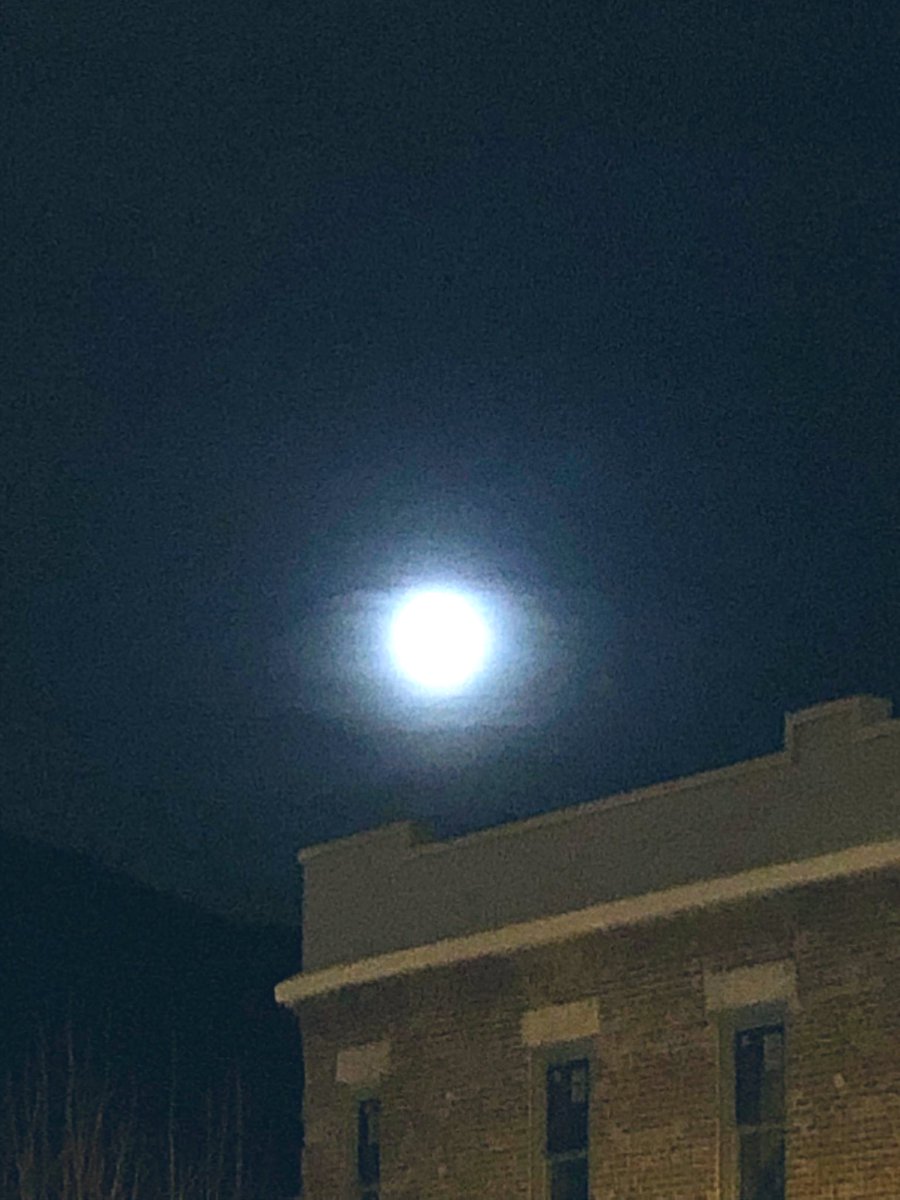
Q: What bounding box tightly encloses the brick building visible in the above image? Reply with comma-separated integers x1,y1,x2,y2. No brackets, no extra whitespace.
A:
276,695,900,1199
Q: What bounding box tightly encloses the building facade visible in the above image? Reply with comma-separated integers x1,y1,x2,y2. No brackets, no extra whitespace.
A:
276,695,900,1199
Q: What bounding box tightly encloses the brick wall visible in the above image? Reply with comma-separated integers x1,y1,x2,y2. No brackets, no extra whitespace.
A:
297,869,900,1199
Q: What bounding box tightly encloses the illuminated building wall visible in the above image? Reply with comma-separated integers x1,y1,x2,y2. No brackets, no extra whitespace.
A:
278,695,900,1199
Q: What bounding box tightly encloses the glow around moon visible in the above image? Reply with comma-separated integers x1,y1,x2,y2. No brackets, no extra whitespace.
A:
389,589,489,692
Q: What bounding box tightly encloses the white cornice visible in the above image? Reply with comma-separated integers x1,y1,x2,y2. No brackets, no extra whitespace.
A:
275,836,900,1005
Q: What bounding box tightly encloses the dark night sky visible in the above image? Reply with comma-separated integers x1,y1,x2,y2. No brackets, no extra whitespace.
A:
2,1,898,921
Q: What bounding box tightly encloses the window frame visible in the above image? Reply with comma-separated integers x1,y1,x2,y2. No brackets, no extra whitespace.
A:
717,1001,788,1200
530,1036,595,1200
351,1089,381,1200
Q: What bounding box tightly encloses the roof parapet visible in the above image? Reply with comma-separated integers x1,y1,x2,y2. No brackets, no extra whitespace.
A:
298,819,428,865
785,695,893,764
288,694,900,982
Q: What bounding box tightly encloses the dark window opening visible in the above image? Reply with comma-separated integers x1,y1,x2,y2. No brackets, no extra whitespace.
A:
357,1097,380,1197
546,1058,589,1200
734,1024,785,1200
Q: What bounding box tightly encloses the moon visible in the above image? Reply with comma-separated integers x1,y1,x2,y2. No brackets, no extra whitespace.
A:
389,589,489,692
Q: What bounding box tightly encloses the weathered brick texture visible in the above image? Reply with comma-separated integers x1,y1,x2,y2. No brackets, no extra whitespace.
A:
298,870,900,1198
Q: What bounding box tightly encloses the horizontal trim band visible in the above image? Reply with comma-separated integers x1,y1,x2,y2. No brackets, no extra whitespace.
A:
275,837,900,1005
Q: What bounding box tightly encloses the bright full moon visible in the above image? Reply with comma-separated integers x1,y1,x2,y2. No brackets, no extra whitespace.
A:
389,590,489,692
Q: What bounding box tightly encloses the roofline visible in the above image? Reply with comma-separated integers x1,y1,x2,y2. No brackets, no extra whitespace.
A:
297,821,427,865
293,697,898,867
412,747,785,858
295,752,785,867
275,836,900,1004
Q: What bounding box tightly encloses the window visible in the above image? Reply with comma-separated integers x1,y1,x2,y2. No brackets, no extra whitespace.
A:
356,1097,380,1200
733,1024,785,1200
546,1058,589,1200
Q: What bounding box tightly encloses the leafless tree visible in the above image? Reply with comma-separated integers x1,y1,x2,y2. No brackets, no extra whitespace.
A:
2,1032,246,1200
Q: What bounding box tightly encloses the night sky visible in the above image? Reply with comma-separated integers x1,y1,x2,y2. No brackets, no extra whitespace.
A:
3,2,898,922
